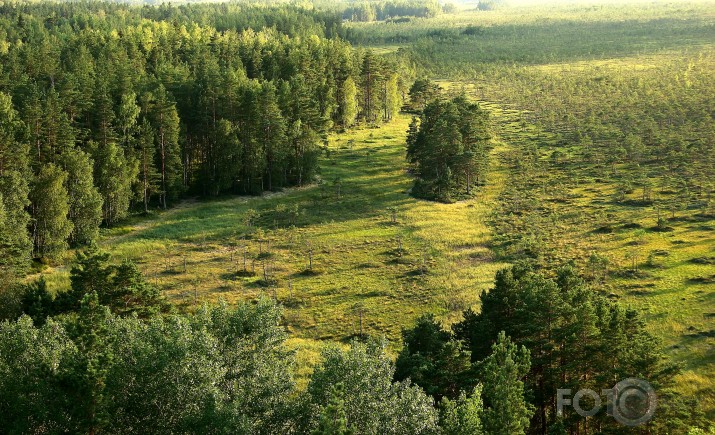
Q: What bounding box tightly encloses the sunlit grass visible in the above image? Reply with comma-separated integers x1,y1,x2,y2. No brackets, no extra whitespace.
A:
40,112,510,354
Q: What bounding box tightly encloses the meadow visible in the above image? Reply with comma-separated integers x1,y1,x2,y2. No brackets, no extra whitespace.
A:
41,109,513,345
364,0,715,417
32,0,715,421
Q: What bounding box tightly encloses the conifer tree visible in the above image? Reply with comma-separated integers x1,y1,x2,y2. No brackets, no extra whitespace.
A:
60,148,102,246
259,84,287,191
31,164,73,260
151,85,182,208
480,332,532,435
312,384,355,435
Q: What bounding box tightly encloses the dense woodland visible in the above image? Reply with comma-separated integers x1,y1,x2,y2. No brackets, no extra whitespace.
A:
0,1,714,434
0,1,408,270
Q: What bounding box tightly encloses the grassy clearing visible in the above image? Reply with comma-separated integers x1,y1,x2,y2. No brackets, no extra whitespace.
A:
40,111,511,354
486,89,715,416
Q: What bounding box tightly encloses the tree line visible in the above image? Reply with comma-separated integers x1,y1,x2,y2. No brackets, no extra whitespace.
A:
341,0,443,22
0,2,410,273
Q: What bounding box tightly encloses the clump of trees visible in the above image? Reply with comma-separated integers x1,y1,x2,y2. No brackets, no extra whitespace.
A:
1,255,710,433
395,263,705,433
406,91,491,202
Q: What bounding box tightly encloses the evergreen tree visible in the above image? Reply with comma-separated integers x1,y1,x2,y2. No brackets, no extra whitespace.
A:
151,85,182,208
312,384,355,435
31,164,73,260
41,90,75,161
406,96,490,201
0,92,32,273
406,78,441,113
259,84,288,191
360,50,382,124
60,148,102,245
136,119,160,212
395,314,474,400
66,291,112,435
480,332,533,435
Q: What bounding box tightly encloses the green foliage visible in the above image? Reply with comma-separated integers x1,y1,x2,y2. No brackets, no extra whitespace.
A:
342,0,442,22
395,313,473,400
439,385,484,435
341,77,359,128
91,141,134,225
405,78,441,113
56,249,168,317
312,383,355,435
0,298,296,433
0,92,32,274
305,339,439,434
453,264,682,432
59,148,103,245
0,0,409,261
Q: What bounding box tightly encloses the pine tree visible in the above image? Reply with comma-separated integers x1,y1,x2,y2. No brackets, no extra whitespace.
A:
312,384,355,435
360,51,382,124
151,86,183,208
93,80,117,149
70,291,112,435
31,164,73,260
258,84,287,191
395,313,474,400
60,148,102,246
406,97,490,200
480,332,533,435
41,90,76,161
136,120,160,213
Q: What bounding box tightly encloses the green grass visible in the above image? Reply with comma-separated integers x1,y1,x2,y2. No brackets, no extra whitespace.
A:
40,112,510,352
485,94,715,417
35,0,715,415
38,92,714,415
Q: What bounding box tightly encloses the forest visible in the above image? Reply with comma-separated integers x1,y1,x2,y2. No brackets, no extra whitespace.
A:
0,0,714,434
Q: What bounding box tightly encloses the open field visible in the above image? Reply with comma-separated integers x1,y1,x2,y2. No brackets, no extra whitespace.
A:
39,110,514,347
39,84,714,414
488,92,715,416
37,62,714,413
352,1,715,416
